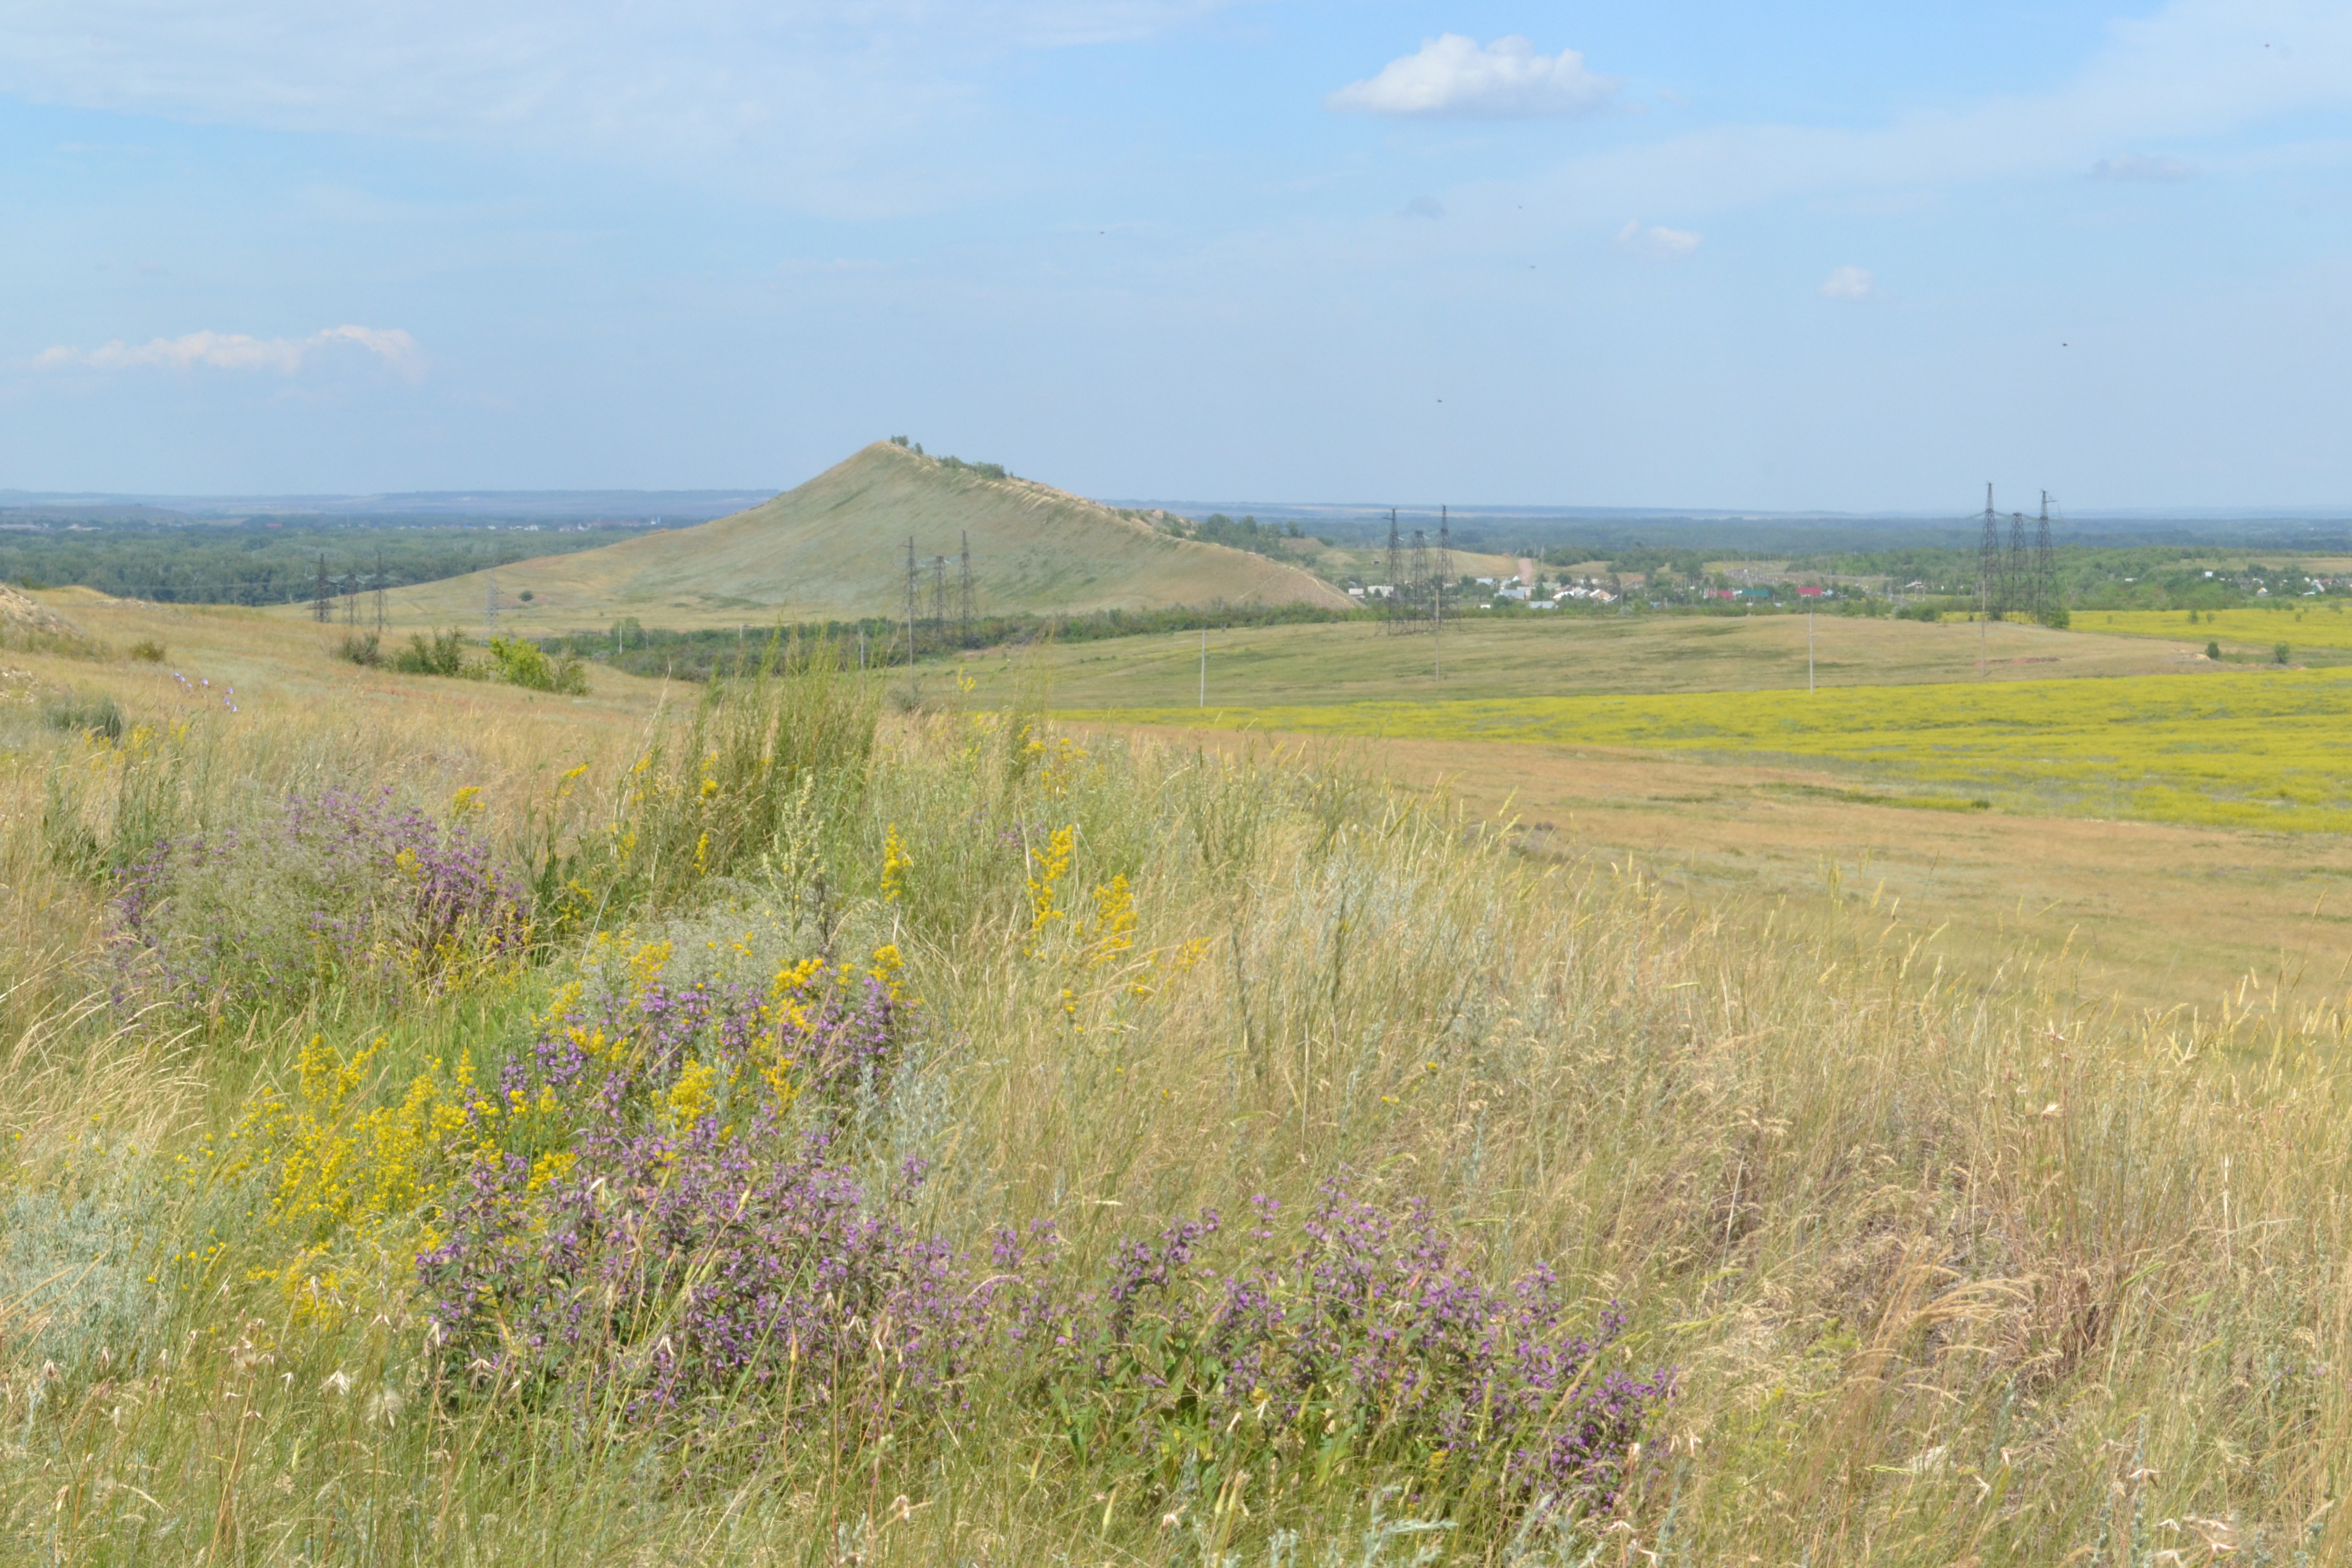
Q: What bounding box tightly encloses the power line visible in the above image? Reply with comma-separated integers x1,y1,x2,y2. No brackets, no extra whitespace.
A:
959,530,973,650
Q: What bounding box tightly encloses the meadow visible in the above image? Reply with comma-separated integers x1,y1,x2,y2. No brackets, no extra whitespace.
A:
4,594,2352,1563
955,610,2198,714
2078,603,2352,654
1075,663,2352,835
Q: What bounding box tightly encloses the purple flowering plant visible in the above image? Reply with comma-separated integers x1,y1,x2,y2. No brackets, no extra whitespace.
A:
415,938,946,1445
1024,1180,1674,1521
112,786,530,1016
413,933,1669,1522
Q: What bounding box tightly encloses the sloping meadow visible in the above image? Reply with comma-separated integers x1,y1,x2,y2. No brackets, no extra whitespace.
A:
1,647,2347,1565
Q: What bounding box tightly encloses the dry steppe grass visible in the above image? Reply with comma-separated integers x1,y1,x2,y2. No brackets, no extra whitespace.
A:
1,595,2347,1564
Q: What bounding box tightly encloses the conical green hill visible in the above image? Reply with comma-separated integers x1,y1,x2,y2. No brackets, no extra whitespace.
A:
352,443,1350,632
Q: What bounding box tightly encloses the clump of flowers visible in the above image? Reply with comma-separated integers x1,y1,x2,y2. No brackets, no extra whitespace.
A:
1034,1179,1674,1518
418,939,947,1441
114,786,531,1016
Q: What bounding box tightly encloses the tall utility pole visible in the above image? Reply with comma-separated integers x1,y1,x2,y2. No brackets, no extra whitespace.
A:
2006,511,2029,621
1383,508,1403,634
2036,492,2056,624
1433,505,1449,678
1977,483,2003,620
904,537,918,677
1407,529,1430,634
344,571,358,626
959,530,974,649
930,555,948,643
485,570,499,637
374,550,386,633
313,553,332,623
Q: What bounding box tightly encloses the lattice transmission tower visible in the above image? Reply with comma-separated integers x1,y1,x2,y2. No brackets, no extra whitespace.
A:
1977,484,2005,619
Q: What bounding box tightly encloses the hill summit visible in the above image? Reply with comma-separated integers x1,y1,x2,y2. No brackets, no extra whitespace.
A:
370,442,1350,631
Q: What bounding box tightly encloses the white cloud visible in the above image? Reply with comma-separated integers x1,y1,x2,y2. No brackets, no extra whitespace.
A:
33,326,423,378
2092,152,2196,180
1399,195,1445,219
1328,35,1619,119
1820,266,1874,301
1615,220,1700,259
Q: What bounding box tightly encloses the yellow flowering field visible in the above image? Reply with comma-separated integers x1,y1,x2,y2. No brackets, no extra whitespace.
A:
1075,666,2352,832
2078,604,2352,650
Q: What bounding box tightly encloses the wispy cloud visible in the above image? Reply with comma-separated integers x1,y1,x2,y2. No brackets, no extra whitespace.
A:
1398,195,1445,219
1820,266,1874,301
33,326,422,378
1328,35,1619,119
0,2,1238,213
1615,221,1700,259
2092,152,2196,180
1516,1,2352,217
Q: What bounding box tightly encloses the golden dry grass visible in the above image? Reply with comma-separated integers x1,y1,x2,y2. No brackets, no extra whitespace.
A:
7,593,2352,1562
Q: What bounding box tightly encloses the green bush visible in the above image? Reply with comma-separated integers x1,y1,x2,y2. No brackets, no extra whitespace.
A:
128,638,166,663
392,628,469,677
2207,640,2223,660
334,631,382,666
44,694,124,742
2276,642,2291,665
485,635,587,694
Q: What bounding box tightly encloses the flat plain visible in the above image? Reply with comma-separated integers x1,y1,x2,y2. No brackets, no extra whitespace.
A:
961,607,2203,709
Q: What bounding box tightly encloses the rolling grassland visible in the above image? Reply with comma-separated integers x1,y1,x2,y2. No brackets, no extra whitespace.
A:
4,595,2351,1563
954,609,2203,713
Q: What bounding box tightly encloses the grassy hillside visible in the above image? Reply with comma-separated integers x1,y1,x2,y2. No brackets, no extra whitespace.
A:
346,443,1351,632
6,595,2350,1562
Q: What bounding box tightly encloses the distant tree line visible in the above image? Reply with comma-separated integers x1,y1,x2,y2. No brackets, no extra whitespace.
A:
1166,513,1315,558
0,519,656,605
1788,544,2352,613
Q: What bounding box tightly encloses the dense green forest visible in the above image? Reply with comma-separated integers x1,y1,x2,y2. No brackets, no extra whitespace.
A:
0,518,660,604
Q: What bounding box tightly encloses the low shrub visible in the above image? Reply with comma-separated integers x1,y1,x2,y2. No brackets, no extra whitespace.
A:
485,634,587,694
335,631,382,666
44,693,124,742
392,628,469,677
128,638,166,663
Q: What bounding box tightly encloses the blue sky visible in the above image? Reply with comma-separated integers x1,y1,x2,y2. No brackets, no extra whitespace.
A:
3,1,2348,510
